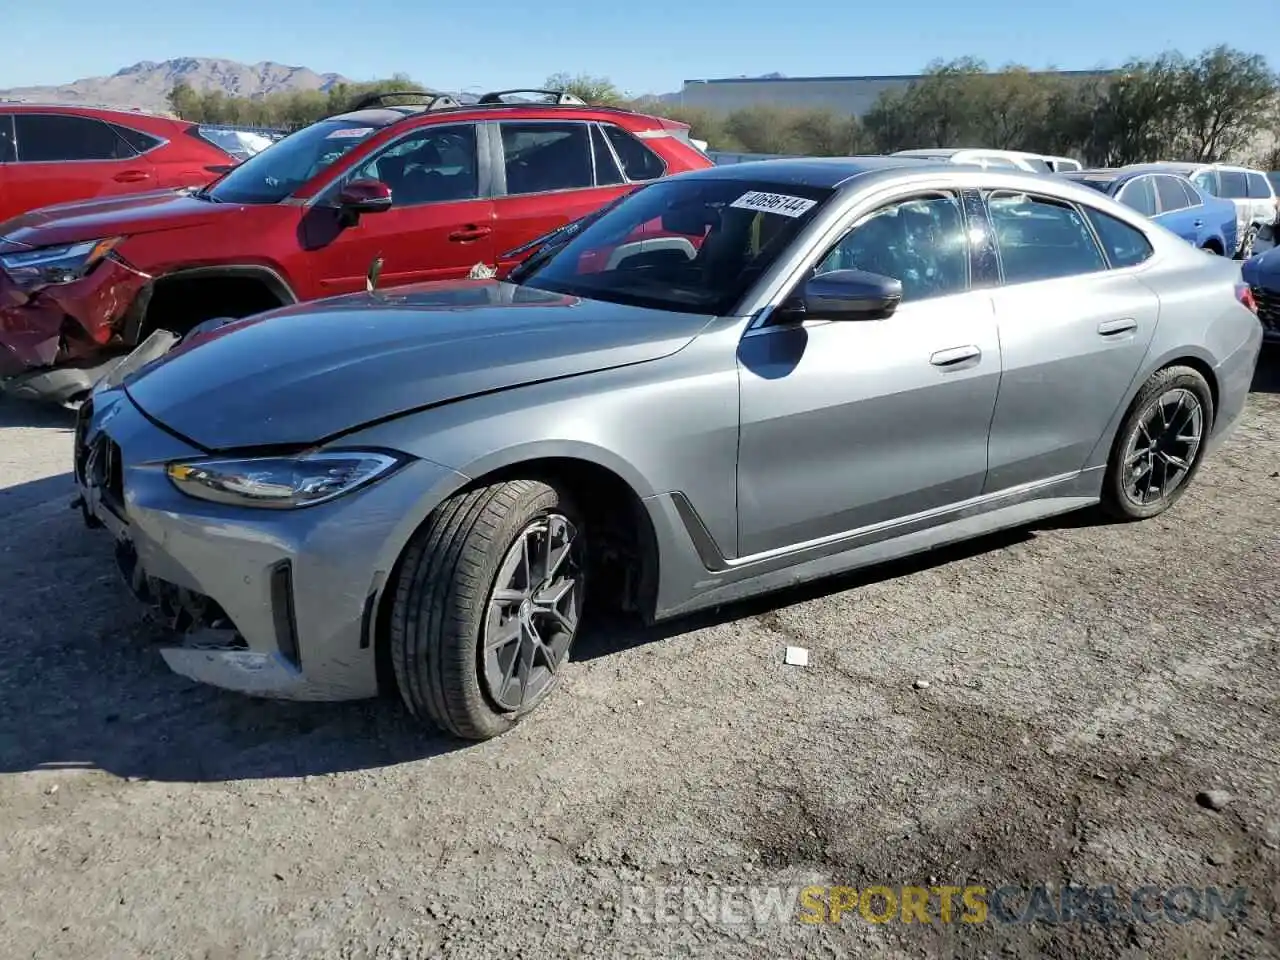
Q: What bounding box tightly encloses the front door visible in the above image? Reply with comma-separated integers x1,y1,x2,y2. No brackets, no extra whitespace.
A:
981,190,1159,492
302,122,496,296
735,190,1002,557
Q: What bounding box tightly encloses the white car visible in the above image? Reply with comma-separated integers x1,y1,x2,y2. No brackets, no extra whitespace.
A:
1122,162,1279,258
891,148,1081,174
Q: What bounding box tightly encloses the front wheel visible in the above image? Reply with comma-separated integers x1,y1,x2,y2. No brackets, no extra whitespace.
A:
389,479,587,740
1100,366,1214,521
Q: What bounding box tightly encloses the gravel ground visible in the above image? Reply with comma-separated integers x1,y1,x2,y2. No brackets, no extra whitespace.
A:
0,355,1277,960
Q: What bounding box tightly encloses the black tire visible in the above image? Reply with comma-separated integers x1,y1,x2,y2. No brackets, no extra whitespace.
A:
1101,365,1214,521
389,479,586,740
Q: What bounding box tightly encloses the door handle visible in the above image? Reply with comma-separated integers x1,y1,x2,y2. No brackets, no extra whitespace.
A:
448,225,492,242
1097,318,1137,336
113,170,150,183
1193,219,1204,228
929,345,981,367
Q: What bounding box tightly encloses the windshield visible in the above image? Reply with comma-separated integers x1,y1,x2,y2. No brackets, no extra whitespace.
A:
513,177,834,315
1066,176,1115,194
207,119,383,204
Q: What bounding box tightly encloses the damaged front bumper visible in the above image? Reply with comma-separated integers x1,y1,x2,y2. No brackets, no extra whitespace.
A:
73,386,464,702
0,255,151,403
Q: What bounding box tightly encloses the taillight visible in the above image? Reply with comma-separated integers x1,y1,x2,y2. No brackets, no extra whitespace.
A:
1235,282,1258,314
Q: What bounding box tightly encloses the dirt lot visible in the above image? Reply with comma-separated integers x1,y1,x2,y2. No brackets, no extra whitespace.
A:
1,356,1277,960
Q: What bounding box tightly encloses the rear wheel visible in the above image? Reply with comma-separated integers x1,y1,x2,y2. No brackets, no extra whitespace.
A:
389,479,586,740
1101,366,1213,521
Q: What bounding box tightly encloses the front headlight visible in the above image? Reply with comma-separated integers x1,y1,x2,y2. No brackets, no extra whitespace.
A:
166,449,410,509
0,237,122,288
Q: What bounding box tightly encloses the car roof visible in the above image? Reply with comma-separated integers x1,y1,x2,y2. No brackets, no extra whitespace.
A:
324,96,669,130
1122,162,1206,176
0,101,181,122
673,155,969,188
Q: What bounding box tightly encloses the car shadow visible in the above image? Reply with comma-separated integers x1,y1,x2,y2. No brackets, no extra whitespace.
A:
0,395,77,430
0,472,77,520
1252,345,1280,393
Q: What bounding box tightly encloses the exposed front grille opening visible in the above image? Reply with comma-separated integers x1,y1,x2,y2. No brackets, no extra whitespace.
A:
1252,286,1280,335
115,540,248,650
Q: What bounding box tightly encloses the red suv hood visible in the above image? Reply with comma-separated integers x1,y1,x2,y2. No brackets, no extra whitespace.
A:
0,190,235,248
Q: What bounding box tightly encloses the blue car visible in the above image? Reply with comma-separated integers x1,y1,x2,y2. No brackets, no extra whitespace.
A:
1242,248,1280,343
1062,169,1238,256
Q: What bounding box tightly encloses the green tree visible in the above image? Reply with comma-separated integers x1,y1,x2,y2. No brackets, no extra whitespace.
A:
968,66,1055,150
1178,46,1278,161
543,73,623,105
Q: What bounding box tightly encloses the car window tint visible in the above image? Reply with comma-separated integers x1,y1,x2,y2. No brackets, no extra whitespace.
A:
500,122,593,194
1176,178,1201,207
0,115,14,163
817,193,969,303
602,124,667,181
1155,175,1188,213
14,114,133,161
111,124,162,155
1246,171,1272,198
1217,170,1248,198
349,125,478,205
1083,207,1154,268
1117,177,1157,216
1192,171,1218,196
590,124,624,186
988,192,1106,284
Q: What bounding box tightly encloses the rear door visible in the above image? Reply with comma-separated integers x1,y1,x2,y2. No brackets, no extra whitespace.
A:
1116,175,1158,220
1151,174,1197,242
302,121,497,295
10,113,158,212
981,190,1159,491
489,119,637,275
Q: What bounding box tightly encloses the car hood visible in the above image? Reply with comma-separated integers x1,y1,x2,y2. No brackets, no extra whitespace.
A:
124,280,713,450
1243,247,1280,288
0,190,233,247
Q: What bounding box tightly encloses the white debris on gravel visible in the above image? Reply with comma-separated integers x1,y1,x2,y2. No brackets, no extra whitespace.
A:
783,645,809,667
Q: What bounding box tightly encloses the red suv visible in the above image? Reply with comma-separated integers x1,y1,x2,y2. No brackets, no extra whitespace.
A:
0,103,248,224
0,90,712,404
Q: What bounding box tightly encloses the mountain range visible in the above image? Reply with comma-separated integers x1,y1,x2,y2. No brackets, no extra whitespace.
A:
0,58,354,114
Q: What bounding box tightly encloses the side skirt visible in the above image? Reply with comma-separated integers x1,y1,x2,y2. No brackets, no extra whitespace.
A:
650,469,1103,620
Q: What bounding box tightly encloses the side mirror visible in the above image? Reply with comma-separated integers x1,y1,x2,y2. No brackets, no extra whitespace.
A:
338,179,393,215
782,268,903,322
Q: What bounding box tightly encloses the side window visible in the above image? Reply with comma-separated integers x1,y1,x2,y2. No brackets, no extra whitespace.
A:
111,124,162,155
815,193,969,303
590,124,625,186
500,122,593,195
0,115,14,163
1246,171,1273,199
601,125,667,182
348,125,478,206
1192,171,1218,196
1154,175,1188,213
1217,170,1248,199
987,191,1107,284
14,114,133,162
1082,207,1154,268
1177,178,1202,207
1117,177,1157,217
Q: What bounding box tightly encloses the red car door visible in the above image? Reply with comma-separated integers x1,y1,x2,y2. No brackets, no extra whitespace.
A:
10,113,157,214
490,119,635,275
304,122,497,296
0,114,15,223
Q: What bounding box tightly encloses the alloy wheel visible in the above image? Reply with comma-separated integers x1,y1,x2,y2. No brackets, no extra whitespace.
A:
481,513,584,712
1123,388,1204,506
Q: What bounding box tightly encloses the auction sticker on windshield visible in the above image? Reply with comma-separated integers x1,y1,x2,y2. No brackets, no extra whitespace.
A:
730,191,818,218
327,127,375,139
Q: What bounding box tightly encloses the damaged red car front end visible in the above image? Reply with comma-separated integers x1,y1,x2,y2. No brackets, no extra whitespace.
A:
0,237,151,404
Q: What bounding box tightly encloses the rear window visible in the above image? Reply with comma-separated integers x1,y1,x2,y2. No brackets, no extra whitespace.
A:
1246,171,1273,198
602,124,667,181
1020,157,1053,174
0,115,14,163
1218,170,1248,198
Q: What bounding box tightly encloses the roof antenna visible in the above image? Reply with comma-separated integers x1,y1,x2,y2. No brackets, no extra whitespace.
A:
366,256,384,294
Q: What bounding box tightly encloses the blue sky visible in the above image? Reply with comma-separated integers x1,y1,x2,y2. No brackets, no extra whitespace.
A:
6,0,1267,97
